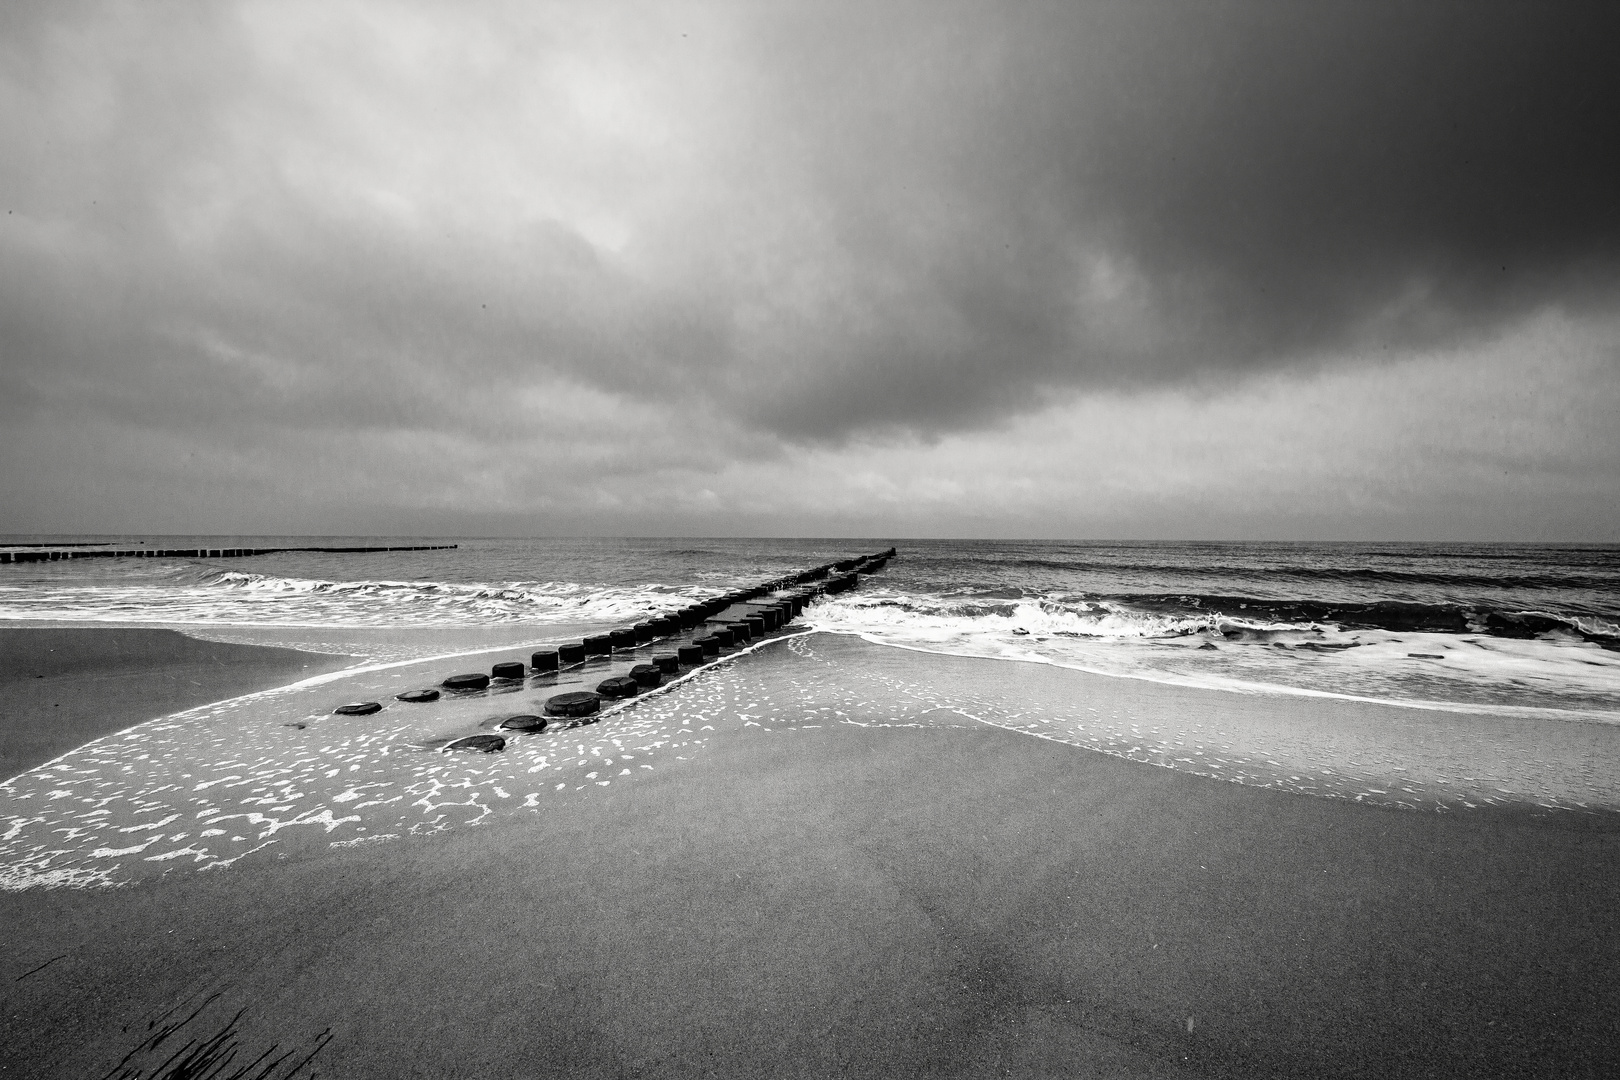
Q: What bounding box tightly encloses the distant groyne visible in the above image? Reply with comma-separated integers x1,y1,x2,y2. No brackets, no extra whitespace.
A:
0,544,458,563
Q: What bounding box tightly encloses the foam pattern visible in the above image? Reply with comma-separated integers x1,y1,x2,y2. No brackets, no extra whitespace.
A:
4,632,1616,893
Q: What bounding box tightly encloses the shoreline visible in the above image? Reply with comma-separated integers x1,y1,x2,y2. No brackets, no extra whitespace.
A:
789,634,1620,816
0,628,1613,890
816,625,1620,725
0,626,354,780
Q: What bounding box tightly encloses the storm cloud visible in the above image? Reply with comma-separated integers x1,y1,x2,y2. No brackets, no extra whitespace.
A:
2,1,1618,536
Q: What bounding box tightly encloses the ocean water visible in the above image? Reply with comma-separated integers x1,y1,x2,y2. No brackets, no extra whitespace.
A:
3,537,1618,889
818,539,1620,721
3,537,1616,719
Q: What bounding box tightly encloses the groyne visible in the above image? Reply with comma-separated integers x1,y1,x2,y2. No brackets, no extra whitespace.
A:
0,544,457,563
363,547,898,738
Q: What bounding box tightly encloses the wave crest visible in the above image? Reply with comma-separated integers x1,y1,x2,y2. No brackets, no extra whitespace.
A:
805,588,1620,719
0,571,718,628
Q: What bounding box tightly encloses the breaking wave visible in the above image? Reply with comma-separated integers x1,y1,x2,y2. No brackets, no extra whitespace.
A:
0,570,719,627
806,589,1620,721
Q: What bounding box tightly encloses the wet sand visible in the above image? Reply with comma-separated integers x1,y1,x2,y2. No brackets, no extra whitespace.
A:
3,642,1618,1078
0,627,352,779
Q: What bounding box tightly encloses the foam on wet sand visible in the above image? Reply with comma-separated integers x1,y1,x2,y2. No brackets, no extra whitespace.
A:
0,627,352,782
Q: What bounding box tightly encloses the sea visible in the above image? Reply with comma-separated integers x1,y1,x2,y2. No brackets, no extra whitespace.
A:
4,536,1617,717
2,536,1618,889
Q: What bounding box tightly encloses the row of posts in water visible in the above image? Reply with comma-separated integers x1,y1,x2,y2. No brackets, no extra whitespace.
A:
332,549,898,741
377,549,898,731
0,544,458,563
525,547,894,674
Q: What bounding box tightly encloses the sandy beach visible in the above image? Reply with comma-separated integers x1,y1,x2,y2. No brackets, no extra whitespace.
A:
2,629,1617,1078
0,628,352,781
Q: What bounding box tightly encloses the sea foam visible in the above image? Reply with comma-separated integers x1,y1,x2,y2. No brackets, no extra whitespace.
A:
0,571,721,628
806,589,1620,721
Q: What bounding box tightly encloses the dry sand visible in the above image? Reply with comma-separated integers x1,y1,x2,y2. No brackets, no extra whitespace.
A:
0,627,352,780
2,631,1618,1078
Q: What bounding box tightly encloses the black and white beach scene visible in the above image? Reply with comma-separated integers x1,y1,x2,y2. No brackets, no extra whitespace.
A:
2,3,1618,1078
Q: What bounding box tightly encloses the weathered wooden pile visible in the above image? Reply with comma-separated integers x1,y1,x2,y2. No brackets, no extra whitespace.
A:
333,547,898,750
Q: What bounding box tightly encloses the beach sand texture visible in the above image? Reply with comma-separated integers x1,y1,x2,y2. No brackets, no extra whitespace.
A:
2,629,1617,1077
0,628,352,781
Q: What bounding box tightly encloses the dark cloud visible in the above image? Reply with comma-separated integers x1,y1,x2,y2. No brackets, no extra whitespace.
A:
2,0,1619,495
716,0,1620,435
1069,3,1620,346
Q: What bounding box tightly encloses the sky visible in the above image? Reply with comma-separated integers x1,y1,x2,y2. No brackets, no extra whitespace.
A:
2,0,1618,540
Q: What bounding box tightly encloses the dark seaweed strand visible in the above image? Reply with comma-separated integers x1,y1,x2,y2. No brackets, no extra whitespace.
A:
228,1040,282,1079
278,1029,333,1079
13,953,67,981
99,1002,333,1080
99,994,226,1079
138,1006,246,1080
150,992,223,1044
